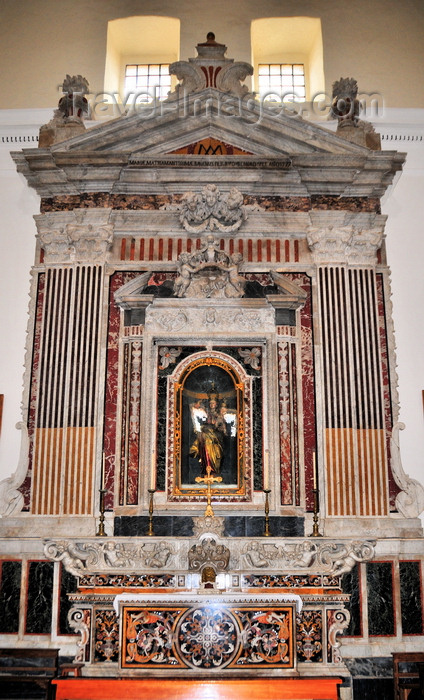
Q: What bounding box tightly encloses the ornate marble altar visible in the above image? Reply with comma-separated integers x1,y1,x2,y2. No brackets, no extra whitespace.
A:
0,33,423,700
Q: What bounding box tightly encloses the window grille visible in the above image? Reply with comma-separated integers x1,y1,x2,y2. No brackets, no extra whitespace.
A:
124,64,171,101
258,64,306,102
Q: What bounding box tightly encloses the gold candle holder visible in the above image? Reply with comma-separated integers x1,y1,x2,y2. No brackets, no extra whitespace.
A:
310,487,323,537
263,488,271,537
310,452,323,537
96,489,107,537
148,488,155,536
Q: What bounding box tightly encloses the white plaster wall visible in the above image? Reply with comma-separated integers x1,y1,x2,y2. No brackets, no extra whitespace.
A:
383,136,424,498
0,140,38,479
0,0,423,109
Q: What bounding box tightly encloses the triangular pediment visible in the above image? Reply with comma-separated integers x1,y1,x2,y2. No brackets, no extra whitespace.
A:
50,89,369,157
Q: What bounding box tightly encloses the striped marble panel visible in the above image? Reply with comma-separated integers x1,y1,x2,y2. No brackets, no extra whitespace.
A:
117,236,303,264
31,265,102,515
319,266,389,517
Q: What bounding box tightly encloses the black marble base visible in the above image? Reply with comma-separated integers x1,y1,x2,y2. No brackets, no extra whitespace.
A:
345,656,393,678
0,681,47,699
114,515,304,538
346,657,394,700
352,678,394,699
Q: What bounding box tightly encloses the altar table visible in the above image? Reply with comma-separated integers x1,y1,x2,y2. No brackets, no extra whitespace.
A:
52,676,343,699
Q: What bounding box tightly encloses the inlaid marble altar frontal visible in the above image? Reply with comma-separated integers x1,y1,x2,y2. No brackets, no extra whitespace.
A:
118,595,297,672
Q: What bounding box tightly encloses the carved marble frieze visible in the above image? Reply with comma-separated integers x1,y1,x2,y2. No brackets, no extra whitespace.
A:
145,301,276,334
241,540,375,576
44,539,176,577
38,193,381,215
179,185,246,233
34,209,113,264
188,537,230,572
306,212,387,265
44,537,375,579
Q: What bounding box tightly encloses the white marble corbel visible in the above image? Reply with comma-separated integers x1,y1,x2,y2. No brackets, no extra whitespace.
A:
68,608,90,663
66,208,114,263
391,422,424,518
0,421,28,516
328,609,351,664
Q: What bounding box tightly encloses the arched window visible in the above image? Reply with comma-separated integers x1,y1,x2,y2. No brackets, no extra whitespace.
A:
251,18,324,103
104,16,180,103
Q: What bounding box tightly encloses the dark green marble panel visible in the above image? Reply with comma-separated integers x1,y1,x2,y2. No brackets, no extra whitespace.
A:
251,375,263,490
341,565,362,636
366,562,394,636
25,561,54,634
0,560,21,634
58,564,78,635
399,560,423,635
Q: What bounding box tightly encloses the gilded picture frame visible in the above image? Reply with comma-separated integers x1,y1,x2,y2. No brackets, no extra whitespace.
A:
168,352,251,500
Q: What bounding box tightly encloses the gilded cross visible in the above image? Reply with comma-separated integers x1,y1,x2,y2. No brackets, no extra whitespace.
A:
195,463,222,517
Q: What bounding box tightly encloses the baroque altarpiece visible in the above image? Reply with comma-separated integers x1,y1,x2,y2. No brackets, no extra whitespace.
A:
0,37,423,699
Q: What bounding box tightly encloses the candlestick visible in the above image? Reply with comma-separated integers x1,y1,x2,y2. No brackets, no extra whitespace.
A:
310,451,322,537
148,488,155,536
96,488,107,537
263,488,271,537
150,452,156,491
101,452,105,490
263,449,270,491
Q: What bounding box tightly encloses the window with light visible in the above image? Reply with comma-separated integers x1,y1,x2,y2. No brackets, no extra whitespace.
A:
124,64,171,101
258,64,306,102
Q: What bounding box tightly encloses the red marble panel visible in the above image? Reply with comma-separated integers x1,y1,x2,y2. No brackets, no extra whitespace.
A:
40,193,381,213
291,342,300,506
278,341,293,505
126,341,142,505
287,274,316,510
104,272,139,509
119,342,129,506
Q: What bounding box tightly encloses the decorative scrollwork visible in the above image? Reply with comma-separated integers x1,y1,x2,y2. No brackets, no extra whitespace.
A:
180,185,246,234
328,609,351,664
391,422,424,518
68,608,90,663
0,422,28,516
